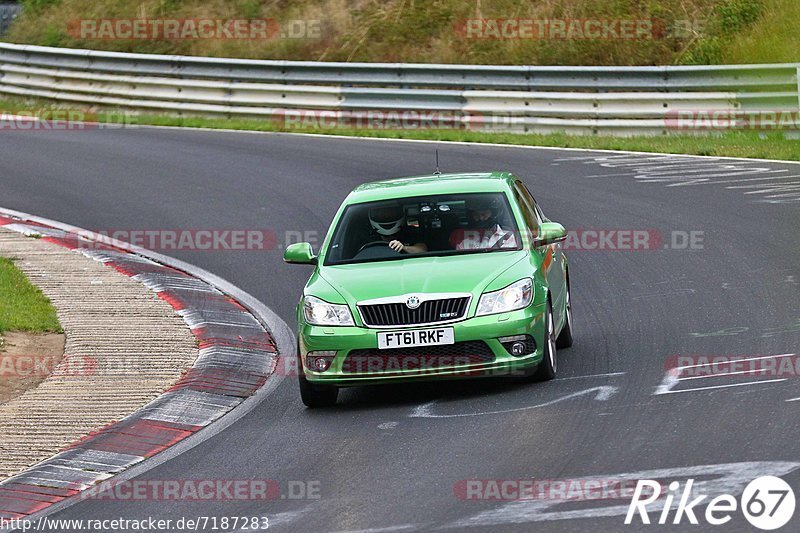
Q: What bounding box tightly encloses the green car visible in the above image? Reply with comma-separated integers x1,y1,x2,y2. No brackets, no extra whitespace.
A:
284,172,573,407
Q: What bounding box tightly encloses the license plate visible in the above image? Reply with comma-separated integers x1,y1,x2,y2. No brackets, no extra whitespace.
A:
377,327,454,350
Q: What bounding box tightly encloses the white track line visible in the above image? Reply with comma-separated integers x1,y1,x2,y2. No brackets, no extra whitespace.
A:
675,353,795,371
678,368,770,381
658,379,786,395
555,371,625,381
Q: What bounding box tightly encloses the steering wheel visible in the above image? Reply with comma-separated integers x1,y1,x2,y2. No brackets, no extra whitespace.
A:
357,241,395,254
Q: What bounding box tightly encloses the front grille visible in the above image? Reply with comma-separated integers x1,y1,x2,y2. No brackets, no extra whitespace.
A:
359,297,470,327
342,341,495,374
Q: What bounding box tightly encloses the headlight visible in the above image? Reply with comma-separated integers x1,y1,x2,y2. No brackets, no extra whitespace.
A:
476,278,533,316
303,295,354,326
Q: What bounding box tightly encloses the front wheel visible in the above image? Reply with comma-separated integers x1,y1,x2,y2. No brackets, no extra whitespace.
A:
556,274,573,349
298,372,338,408
533,300,558,381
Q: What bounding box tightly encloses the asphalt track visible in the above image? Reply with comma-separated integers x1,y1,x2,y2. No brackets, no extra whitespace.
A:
1,127,799,532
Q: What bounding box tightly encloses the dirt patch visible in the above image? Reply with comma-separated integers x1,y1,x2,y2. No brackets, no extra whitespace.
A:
0,331,65,405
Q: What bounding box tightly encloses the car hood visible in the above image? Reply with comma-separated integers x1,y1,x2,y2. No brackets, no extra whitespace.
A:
319,251,529,304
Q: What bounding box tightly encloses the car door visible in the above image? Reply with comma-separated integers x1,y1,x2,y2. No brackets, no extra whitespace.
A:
512,181,566,321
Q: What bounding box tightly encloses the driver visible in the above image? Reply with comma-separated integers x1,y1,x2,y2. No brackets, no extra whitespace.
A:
450,197,517,250
368,205,427,254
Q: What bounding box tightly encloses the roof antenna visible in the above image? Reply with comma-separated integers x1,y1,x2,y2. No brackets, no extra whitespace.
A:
434,148,441,176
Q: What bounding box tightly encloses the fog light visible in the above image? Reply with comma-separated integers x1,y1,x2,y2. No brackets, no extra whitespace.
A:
499,335,536,357
306,351,336,372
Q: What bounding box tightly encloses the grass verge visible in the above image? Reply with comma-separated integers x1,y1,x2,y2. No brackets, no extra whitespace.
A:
131,113,800,161
5,0,784,66
0,256,62,334
2,97,799,161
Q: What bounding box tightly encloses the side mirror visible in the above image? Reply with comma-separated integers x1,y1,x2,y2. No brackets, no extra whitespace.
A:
534,222,567,247
284,242,317,265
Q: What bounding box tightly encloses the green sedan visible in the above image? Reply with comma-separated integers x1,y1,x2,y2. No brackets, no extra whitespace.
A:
284,172,573,407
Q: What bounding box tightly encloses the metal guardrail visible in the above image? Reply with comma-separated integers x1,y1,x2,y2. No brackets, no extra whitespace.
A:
0,41,798,135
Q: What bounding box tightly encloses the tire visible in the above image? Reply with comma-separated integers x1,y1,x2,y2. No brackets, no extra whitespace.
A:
297,350,338,407
556,274,574,349
533,300,558,381
299,373,338,407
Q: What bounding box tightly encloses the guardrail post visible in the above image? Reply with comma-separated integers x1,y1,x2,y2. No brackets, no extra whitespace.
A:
0,2,21,37
796,66,800,110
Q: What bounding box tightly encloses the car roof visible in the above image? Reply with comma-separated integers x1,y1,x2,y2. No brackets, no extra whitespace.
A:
346,172,517,203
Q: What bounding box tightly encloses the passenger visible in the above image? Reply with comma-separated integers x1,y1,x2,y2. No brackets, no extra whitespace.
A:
450,197,517,250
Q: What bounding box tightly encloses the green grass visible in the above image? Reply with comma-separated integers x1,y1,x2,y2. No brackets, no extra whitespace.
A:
718,0,800,63
5,0,796,65
2,94,799,160
0,256,62,334
2,95,798,161
115,110,800,161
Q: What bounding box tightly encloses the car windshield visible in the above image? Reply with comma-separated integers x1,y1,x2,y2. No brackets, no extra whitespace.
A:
323,192,521,266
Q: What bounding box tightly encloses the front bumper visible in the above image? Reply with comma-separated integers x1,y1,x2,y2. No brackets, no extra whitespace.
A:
299,303,547,386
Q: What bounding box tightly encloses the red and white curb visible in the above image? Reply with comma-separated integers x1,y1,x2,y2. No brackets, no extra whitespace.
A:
0,209,288,521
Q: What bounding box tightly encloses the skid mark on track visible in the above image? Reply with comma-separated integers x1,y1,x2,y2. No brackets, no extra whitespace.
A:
631,288,696,300
410,386,619,419
688,318,800,339
689,326,750,338
329,525,420,533
556,371,625,381
231,510,304,531
554,154,800,203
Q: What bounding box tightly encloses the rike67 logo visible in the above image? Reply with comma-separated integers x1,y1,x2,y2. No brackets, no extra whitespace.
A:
626,476,795,530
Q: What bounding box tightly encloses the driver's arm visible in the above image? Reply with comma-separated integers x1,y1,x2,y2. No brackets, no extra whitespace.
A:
389,241,427,254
